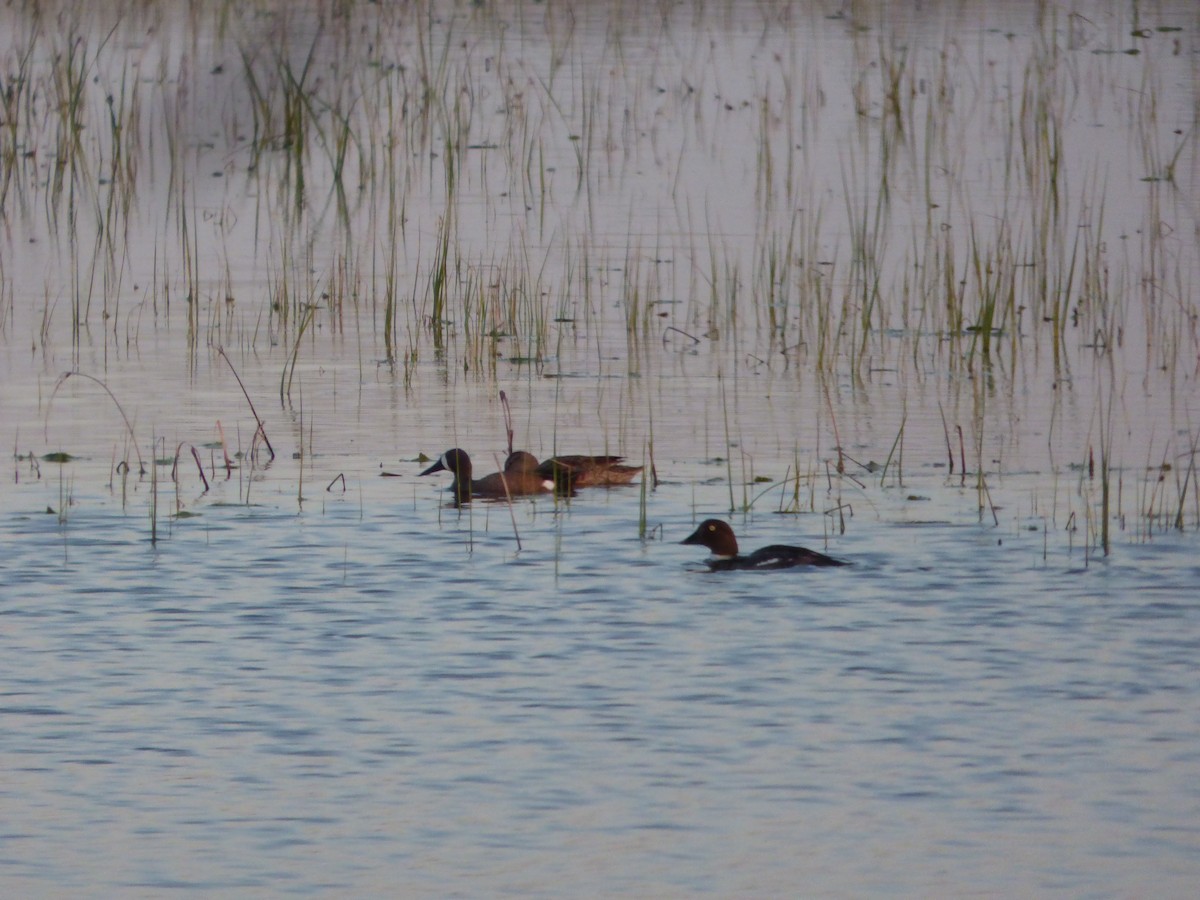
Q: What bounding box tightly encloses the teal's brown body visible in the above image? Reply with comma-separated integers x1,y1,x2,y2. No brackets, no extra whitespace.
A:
421,449,553,505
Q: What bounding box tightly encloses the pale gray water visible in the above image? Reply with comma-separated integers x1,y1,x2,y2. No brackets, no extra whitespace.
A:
1,470,1198,897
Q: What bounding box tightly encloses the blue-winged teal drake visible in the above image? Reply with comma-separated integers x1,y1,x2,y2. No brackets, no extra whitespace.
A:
420,448,553,505
682,519,847,570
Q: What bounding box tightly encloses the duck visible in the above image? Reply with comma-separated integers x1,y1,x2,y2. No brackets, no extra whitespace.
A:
420,448,554,505
502,450,574,494
681,519,847,570
511,451,642,491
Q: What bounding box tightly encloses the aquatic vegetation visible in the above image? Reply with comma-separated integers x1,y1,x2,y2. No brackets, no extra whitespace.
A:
0,0,1194,555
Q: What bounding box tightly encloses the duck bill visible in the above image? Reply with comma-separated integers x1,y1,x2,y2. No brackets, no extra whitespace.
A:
680,527,704,545
419,458,446,476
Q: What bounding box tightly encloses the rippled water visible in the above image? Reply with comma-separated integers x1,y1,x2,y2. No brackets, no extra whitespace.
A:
2,470,1198,896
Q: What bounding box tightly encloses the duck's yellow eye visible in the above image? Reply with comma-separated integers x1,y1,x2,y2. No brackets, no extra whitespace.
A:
708,524,716,532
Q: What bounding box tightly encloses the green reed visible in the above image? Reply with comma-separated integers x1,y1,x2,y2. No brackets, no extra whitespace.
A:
1,1,1195,554
47,24,98,214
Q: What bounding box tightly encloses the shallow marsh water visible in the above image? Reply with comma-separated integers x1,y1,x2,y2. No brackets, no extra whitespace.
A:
2,0,1199,896
3,492,1199,897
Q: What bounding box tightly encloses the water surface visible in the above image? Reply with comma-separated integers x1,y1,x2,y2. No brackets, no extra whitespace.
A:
1,0,1198,895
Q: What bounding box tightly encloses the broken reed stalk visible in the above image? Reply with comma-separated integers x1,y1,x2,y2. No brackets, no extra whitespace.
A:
50,372,146,475
169,442,209,493
826,500,850,535
217,346,275,461
500,390,514,455
190,446,210,491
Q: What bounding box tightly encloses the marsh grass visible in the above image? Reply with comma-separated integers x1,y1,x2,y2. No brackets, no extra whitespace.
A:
2,1,1197,549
